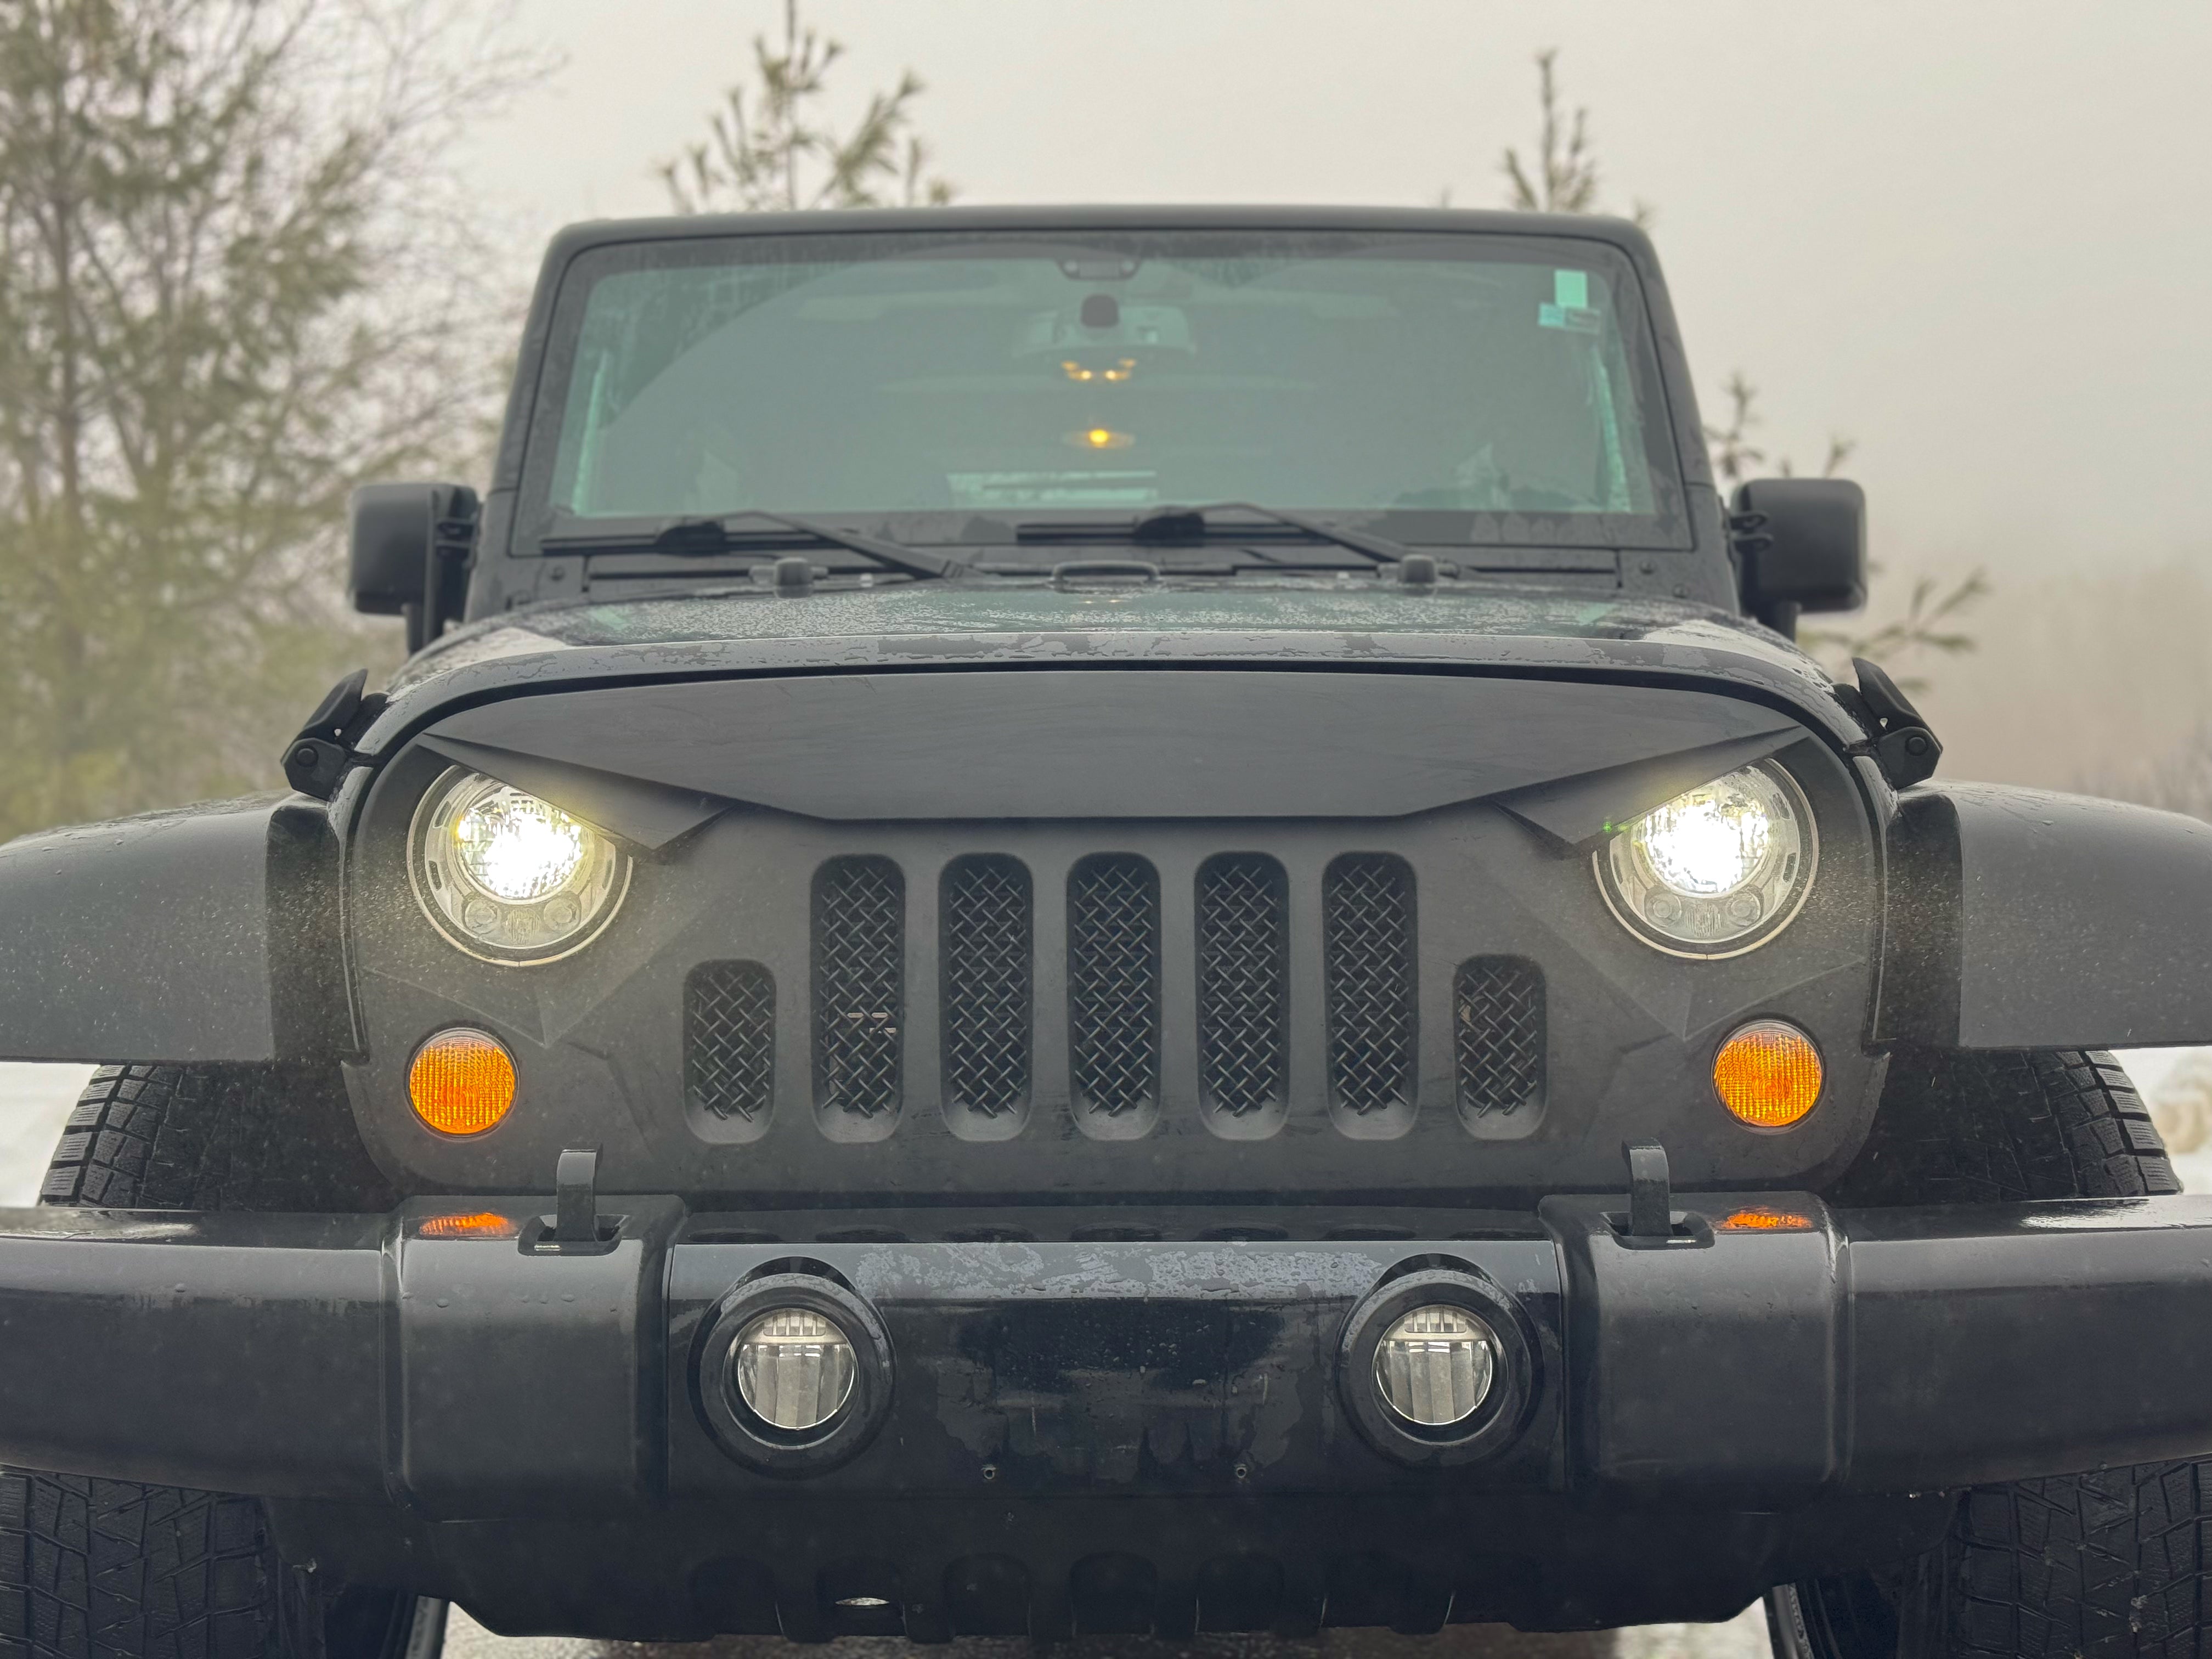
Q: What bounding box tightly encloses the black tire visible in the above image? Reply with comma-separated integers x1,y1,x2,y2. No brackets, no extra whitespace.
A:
37,1064,397,1214
1771,1049,2198,1659
0,1064,432,1659
1831,1048,2179,1206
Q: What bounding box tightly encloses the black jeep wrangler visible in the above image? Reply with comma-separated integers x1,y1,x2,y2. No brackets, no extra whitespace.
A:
6,208,2212,1659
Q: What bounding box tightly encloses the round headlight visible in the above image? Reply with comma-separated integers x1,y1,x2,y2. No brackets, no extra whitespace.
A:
1599,762,1815,956
1373,1304,1499,1428
730,1308,857,1431
410,769,629,963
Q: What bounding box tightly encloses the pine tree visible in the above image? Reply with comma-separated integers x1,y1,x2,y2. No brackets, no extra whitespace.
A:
0,0,532,839
661,0,955,213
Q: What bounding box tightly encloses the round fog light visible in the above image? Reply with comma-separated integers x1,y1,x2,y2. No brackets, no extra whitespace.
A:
731,1308,856,1431
1373,1305,1499,1427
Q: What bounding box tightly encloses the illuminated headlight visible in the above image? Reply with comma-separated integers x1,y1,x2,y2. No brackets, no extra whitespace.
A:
730,1308,857,1431
1373,1305,1499,1427
1598,762,1815,956
410,769,629,963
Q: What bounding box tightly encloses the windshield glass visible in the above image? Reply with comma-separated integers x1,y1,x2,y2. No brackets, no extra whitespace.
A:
524,228,1688,549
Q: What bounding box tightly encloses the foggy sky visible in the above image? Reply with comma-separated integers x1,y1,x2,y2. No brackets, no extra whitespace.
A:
458,1,2212,579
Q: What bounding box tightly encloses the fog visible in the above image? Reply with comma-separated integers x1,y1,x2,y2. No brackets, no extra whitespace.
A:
450,0,2212,790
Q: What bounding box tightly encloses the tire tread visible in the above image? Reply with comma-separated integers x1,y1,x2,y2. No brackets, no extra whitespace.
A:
3,1063,402,1659
1832,1048,2179,1208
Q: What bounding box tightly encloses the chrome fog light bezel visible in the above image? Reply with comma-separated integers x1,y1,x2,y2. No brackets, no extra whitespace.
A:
730,1306,858,1431
1337,1265,1537,1466
697,1271,894,1474
1371,1302,1500,1428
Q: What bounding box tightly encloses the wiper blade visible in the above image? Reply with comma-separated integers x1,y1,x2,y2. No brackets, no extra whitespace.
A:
546,510,964,580
1157,502,1410,563
1019,501,1411,565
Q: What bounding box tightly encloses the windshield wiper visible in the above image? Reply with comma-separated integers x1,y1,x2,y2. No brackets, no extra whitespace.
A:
1018,501,1413,565
544,510,964,581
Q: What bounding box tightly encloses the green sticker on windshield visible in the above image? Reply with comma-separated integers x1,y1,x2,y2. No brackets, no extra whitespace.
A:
1539,269,1601,333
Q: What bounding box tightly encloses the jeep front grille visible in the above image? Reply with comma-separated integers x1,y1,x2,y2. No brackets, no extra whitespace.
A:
716,844,1549,1136
685,961,776,1121
1323,854,1418,1118
1196,854,1290,1120
940,855,1033,1118
812,856,904,1118
1066,854,1161,1120
1454,957,1545,1119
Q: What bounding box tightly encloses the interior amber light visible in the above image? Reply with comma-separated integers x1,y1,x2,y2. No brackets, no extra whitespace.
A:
408,1028,517,1137
1713,1019,1822,1129
1066,426,1132,450
417,1211,521,1240
1718,1206,1816,1232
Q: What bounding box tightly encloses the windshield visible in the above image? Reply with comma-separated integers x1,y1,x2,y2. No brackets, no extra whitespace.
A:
523,229,1688,549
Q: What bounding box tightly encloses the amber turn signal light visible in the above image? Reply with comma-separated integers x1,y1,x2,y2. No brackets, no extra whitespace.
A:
1713,1019,1822,1129
408,1028,517,1137
1717,1206,1816,1232
416,1211,521,1240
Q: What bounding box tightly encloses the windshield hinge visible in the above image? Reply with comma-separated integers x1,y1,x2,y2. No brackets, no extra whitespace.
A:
1844,657,1943,790
281,668,387,801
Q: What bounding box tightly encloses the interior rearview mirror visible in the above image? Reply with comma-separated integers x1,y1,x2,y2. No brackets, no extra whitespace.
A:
1729,477,1866,637
349,481,479,653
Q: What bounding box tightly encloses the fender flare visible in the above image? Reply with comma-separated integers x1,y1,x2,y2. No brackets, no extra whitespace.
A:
0,795,344,1064
1877,782,2212,1049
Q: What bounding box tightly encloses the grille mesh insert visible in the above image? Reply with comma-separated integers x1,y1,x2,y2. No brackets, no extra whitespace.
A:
1324,854,1418,1116
685,961,776,1121
812,856,904,1116
1067,854,1160,1117
1197,854,1290,1118
941,855,1033,1117
1455,957,1545,1118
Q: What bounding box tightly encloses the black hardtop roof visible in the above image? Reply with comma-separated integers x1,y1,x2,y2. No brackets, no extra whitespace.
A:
539,203,1662,266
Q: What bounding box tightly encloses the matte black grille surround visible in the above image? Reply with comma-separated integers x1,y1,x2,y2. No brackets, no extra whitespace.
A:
1323,854,1419,1124
356,713,1879,1198
1066,854,1161,1124
812,856,905,1119
940,855,1033,1120
685,962,777,1122
1197,854,1290,1124
1454,958,1545,1121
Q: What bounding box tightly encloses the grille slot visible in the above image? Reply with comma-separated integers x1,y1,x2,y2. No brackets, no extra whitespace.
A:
685,961,776,1121
1197,854,1290,1121
812,856,905,1117
941,855,1034,1119
1323,854,1418,1119
1067,854,1160,1120
1454,958,1545,1119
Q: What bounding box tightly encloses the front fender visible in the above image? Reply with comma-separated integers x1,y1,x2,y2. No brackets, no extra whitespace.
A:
1877,782,2212,1049
0,795,343,1064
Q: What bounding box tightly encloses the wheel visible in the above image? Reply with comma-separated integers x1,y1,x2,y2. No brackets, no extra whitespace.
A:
1770,1049,2199,1659
0,1064,436,1659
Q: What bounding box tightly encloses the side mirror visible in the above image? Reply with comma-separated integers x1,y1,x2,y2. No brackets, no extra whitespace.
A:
349,482,479,653
1729,478,1866,637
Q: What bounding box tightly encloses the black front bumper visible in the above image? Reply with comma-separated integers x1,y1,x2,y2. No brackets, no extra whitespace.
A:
3,1194,2210,1633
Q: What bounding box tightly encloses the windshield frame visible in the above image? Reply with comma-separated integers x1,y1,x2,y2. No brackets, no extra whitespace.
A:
510,221,1697,559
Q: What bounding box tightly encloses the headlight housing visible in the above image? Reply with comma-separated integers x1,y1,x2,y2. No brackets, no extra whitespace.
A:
1597,761,1815,956
409,768,629,963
